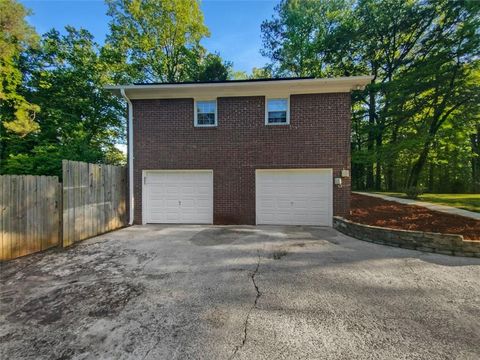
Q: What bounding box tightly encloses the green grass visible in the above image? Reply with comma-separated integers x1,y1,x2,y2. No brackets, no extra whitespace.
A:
370,192,480,213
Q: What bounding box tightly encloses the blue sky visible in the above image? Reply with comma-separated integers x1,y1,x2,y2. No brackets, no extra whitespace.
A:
21,0,279,73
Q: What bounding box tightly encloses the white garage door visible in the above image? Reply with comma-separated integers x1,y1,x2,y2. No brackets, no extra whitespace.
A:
256,169,333,226
143,170,213,224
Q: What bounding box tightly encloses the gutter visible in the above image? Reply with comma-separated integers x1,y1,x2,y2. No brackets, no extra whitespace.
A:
120,88,134,225
105,75,373,91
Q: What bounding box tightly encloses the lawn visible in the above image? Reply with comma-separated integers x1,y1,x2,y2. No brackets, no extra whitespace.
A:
371,192,480,213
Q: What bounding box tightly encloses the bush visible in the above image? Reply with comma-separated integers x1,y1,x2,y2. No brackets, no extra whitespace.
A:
405,186,424,199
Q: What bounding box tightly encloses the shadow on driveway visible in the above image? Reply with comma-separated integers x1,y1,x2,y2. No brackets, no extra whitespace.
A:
1,225,479,359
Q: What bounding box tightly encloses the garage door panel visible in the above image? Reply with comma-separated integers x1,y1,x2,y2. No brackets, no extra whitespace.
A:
292,201,309,209
181,186,195,195
277,199,292,208
276,213,293,222
256,170,332,226
148,199,165,207
180,199,195,207
259,199,274,209
149,187,165,195
197,185,210,194
197,199,212,208
144,171,213,224
165,212,181,221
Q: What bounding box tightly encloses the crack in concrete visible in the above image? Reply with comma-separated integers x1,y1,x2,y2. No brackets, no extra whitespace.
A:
229,252,262,360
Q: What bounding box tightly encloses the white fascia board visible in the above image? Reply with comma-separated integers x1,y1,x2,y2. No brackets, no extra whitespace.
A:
105,75,373,100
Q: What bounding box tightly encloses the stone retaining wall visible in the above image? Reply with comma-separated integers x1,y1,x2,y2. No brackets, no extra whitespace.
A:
333,217,480,257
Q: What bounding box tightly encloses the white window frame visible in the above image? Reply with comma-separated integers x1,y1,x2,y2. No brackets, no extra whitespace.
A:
194,99,217,127
265,96,290,125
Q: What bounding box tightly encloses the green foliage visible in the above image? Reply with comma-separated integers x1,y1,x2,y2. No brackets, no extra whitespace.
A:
1,26,126,177
191,52,232,82
105,0,210,83
229,67,273,80
230,70,249,80
250,67,273,79
261,0,480,193
0,0,40,137
2,0,240,177
261,0,354,77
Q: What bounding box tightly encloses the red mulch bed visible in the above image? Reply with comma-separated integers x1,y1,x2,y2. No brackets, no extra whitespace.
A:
347,193,480,240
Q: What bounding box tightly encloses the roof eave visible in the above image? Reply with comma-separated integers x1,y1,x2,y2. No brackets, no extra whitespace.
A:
105,75,373,100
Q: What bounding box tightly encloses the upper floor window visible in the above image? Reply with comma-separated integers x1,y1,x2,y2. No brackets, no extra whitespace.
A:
195,100,217,127
266,98,289,125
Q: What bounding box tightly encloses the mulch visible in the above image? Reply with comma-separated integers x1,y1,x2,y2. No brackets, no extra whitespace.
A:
347,193,480,240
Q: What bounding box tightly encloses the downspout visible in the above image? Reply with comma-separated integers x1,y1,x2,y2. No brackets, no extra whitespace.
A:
120,88,134,225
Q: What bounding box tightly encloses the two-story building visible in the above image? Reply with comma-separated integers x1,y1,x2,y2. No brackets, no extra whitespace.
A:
108,76,372,226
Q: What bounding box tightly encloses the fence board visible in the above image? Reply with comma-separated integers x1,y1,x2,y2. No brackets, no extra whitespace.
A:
99,164,105,233
39,176,45,251
18,176,26,257
1,160,127,259
62,161,127,247
3,176,11,259
0,175,60,261
11,176,19,259
62,161,69,247
46,177,58,249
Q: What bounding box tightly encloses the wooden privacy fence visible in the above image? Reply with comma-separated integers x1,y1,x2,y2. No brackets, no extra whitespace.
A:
62,160,127,247
0,161,127,261
0,175,60,260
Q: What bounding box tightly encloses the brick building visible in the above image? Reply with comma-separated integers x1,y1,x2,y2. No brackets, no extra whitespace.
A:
108,76,372,225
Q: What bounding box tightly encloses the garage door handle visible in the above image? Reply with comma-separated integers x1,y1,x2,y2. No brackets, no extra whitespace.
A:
178,201,182,206
291,201,294,206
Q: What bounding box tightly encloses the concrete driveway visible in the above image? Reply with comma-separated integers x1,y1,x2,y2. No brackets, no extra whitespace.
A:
1,225,479,360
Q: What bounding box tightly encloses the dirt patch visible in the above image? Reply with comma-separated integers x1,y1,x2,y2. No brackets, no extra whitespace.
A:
7,280,143,325
0,238,150,359
347,194,480,240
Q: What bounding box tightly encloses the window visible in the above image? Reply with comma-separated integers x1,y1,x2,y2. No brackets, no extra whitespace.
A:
195,100,217,127
266,98,289,125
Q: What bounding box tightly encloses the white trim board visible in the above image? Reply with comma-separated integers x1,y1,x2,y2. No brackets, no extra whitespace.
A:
106,76,373,100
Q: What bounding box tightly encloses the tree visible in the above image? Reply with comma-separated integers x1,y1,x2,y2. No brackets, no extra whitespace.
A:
228,67,272,80
471,122,480,193
192,52,232,82
402,0,480,187
230,70,249,80
105,0,210,83
261,0,353,77
0,0,40,138
250,67,273,79
1,27,125,176
260,0,480,193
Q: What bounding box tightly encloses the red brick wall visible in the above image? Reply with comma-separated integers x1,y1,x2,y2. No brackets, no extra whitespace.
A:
132,93,351,224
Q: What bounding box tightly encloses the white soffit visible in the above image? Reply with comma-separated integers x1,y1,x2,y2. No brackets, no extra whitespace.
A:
106,76,373,100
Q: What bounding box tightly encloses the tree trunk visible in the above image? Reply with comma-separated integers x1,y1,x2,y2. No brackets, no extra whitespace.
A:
428,161,434,192
386,167,394,191
366,87,376,189
375,132,382,190
386,125,399,191
407,138,432,188
471,124,480,193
